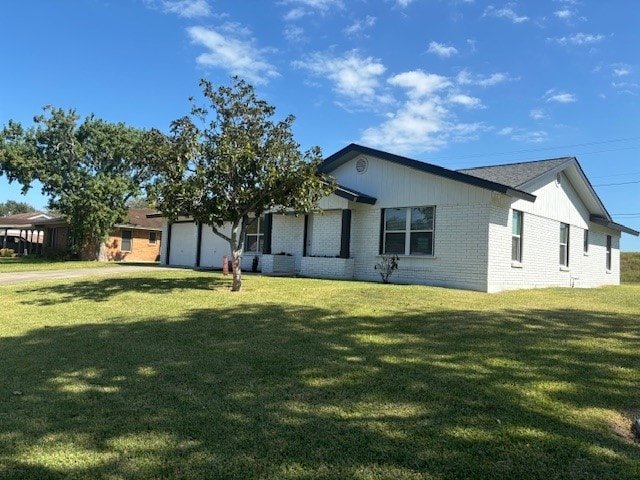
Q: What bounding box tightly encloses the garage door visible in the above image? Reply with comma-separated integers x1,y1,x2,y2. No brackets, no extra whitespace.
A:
169,222,197,267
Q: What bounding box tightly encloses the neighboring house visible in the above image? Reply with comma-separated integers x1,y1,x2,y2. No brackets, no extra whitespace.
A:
0,212,51,254
158,144,638,292
36,208,163,262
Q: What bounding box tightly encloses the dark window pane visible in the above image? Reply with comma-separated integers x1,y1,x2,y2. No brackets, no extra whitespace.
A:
246,219,259,235
559,246,567,266
512,211,521,235
121,230,132,251
411,207,433,231
512,237,521,262
385,209,406,231
560,223,568,243
385,232,405,254
410,232,433,255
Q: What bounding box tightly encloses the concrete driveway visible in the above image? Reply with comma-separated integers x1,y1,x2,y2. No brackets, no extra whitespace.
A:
1,264,175,285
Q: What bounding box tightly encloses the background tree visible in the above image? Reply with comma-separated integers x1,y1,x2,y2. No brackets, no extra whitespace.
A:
149,77,334,291
0,200,35,217
0,106,154,259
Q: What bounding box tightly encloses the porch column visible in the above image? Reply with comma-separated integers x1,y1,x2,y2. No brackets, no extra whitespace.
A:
263,213,273,254
303,215,309,257
339,209,352,259
165,223,173,265
195,222,203,267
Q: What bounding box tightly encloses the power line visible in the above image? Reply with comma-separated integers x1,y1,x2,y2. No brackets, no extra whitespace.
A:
431,135,640,164
593,180,640,187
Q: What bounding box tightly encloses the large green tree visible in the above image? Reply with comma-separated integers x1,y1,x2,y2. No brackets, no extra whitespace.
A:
150,78,333,291
0,107,154,259
0,200,35,217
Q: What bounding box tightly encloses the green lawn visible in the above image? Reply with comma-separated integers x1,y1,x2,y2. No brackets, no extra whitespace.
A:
621,252,640,283
1,271,639,479
0,256,120,273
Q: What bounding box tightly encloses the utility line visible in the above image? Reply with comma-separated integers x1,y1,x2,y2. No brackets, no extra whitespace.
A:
431,135,640,163
593,180,640,187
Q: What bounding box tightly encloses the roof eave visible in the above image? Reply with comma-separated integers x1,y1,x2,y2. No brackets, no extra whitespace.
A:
590,215,639,236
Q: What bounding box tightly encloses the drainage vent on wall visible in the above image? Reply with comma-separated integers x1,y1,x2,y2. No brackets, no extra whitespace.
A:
355,157,368,174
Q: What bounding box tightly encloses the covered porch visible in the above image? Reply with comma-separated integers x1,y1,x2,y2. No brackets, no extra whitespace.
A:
260,185,376,279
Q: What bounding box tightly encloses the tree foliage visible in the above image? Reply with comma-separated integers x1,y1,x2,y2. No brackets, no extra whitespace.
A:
0,106,154,259
0,200,35,217
149,77,334,291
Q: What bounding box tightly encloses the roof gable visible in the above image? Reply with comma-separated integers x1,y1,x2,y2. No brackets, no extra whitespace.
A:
320,144,536,202
458,157,573,189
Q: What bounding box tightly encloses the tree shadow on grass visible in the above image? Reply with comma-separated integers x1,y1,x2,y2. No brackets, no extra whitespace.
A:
1,303,639,479
16,273,233,305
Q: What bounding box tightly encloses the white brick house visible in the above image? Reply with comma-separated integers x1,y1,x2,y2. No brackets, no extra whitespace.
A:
158,144,637,292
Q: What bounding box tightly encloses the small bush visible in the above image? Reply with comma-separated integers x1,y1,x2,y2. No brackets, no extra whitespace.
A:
0,248,15,257
374,254,399,284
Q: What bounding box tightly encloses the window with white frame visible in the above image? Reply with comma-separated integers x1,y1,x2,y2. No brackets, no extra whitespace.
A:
606,235,612,271
244,216,265,253
559,223,569,266
383,207,435,256
512,210,523,262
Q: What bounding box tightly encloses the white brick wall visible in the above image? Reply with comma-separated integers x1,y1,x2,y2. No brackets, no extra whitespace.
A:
308,211,342,257
349,203,491,291
271,214,305,272
487,206,621,292
300,256,355,279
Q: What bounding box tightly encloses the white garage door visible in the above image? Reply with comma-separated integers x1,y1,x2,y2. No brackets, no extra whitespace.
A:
169,222,197,267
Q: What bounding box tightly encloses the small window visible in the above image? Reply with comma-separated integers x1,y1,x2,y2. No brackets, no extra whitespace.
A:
512,210,523,262
383,206,435,256
244,216,265,253
121,230,133,252
606,235,612,271
149,231,157,245
559,223,569,266
583,230,589,254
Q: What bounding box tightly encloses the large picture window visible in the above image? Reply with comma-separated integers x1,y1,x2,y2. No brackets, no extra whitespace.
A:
244,216,265,253
383,207,434,256
512,210,523,262
559,223,569,266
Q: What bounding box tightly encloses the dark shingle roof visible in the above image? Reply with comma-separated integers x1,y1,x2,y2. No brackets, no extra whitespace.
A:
321,144,536,202
0,211,51,226
119,208,163,230
458,157,573,189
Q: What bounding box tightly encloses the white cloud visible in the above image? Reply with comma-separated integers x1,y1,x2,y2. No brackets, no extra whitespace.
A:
498,127,548,143
529,108,547,120
544,89,577,103
294,50,390,105
282,0,344,20
427,41,459,58
187,25,278,84
360,69,488,154
388,70,451,98
456,69,510,87
283,25,305,42
448,93,483,108
344,16,376,38
613,67,631,77
483,4,529,23
549,32,604,46
554,9,572,19
144,0,211,17
393,0,415,7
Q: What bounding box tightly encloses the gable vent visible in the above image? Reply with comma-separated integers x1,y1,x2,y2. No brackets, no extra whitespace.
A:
355,157,368,174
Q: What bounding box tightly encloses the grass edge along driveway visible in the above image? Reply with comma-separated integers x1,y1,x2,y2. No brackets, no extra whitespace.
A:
1,271,639,479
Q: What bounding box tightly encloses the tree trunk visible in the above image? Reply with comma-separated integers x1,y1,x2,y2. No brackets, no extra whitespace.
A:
97,241,109,262
231,248,242,292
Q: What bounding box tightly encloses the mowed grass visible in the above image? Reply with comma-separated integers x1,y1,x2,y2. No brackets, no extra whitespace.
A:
1,271,639,479
0,256,120,273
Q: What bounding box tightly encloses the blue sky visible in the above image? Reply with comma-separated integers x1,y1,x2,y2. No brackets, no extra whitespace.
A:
1,0,639,250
